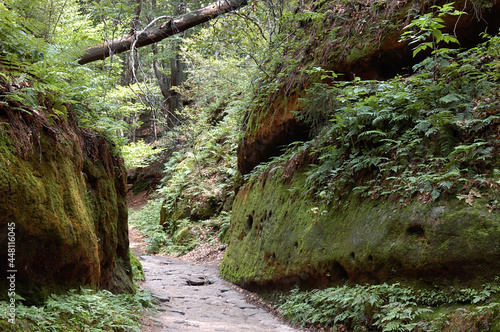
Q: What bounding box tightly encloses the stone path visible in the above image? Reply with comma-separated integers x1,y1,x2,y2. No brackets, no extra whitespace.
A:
127,197,297,331
137,254,298,332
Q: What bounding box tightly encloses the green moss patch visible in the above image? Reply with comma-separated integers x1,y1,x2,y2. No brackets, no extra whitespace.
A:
221,169,500,289
0,107,133,304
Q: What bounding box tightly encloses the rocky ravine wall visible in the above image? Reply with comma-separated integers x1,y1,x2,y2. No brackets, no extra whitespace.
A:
0,105,133,304
221,170,500,289
222,0,500,290
237,0,500,175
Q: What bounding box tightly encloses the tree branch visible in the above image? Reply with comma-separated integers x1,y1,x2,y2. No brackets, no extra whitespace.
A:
78,0,248,65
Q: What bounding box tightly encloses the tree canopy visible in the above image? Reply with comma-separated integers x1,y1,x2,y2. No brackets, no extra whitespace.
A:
0,0,293,142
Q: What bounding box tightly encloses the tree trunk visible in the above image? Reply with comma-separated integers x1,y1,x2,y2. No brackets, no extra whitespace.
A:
168,53,185,112
78,0,248,65
126,0,143,84
152,46,171,100
168,0,187,113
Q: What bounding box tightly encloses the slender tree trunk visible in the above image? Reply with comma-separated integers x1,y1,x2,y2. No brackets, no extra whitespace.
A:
126,0,143,84
168,0,186,113
78,0,248,65
125,0,143,142
150,0,171,100
131,0,142,34
152,45,171,100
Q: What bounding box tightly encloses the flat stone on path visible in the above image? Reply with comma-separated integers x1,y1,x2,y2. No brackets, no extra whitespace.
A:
137,254,298,332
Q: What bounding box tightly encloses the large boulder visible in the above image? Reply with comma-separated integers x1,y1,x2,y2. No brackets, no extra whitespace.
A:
221,171,500,289
0,105,133,304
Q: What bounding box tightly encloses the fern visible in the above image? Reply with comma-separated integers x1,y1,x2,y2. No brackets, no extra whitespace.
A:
279,280,500,331
0,288,153,331
291,32,500,205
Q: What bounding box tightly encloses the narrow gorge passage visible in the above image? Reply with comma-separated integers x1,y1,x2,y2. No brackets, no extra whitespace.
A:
129,227,297,332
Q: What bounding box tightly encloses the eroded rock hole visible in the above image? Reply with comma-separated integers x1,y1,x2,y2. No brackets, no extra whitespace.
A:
247,215,254,231
350,252,355,261
407,225,425,237
332,262,349,280
267,211,272,220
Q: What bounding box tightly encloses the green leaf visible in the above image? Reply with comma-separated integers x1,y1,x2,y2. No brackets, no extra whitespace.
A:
431,188,441,201
432,29,443,40
439,93,463,104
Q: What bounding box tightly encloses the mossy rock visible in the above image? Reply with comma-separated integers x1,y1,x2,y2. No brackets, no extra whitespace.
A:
129,249,145,281
0,107,133,304
160,195,224,231
221,170,500,290
172,226,194,245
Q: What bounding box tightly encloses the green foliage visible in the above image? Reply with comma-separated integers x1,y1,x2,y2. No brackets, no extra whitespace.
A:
401,2,465,58
278,280,500,331
0,288,153,331
128,91,248,254
181,18,261,107
129,199,168,254
121,140,164,169
158,98,245,216
269,32,500,207
201,211,232,244
0,0,143,143
129,199,198,255
130,198,230,255
214,211,231,244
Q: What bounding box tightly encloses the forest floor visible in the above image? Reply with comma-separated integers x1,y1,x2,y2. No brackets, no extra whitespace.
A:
128,193,300,332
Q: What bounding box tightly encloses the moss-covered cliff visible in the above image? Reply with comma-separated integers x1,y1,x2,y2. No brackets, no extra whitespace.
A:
238,0,500,175
0,103,133,304
222,0,500,291
221,169,499,289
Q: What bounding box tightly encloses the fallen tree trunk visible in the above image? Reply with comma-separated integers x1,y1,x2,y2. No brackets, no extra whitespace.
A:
78,0,248,65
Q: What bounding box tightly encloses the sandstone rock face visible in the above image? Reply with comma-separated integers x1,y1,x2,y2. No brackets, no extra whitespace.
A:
223,0,500,290
221,172,500,289
237,0,500,175
0,107,133,304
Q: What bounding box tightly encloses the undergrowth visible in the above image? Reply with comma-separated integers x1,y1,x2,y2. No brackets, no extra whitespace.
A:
246,31,500,209
157,98,244,219
121,140,164,169
128,93,246,255
278,280,500,331
0,287,153,332
129,198,175,254
129,198,230,255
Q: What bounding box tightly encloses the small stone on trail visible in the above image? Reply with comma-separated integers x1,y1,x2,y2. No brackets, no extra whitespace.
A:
170,309,186,315
186,278,213,286
151,293,170,302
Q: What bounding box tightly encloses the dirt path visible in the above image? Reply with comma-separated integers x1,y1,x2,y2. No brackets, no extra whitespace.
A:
130,226,298,332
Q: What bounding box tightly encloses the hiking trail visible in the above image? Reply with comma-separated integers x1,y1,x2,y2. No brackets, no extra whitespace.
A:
129,226,299,332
